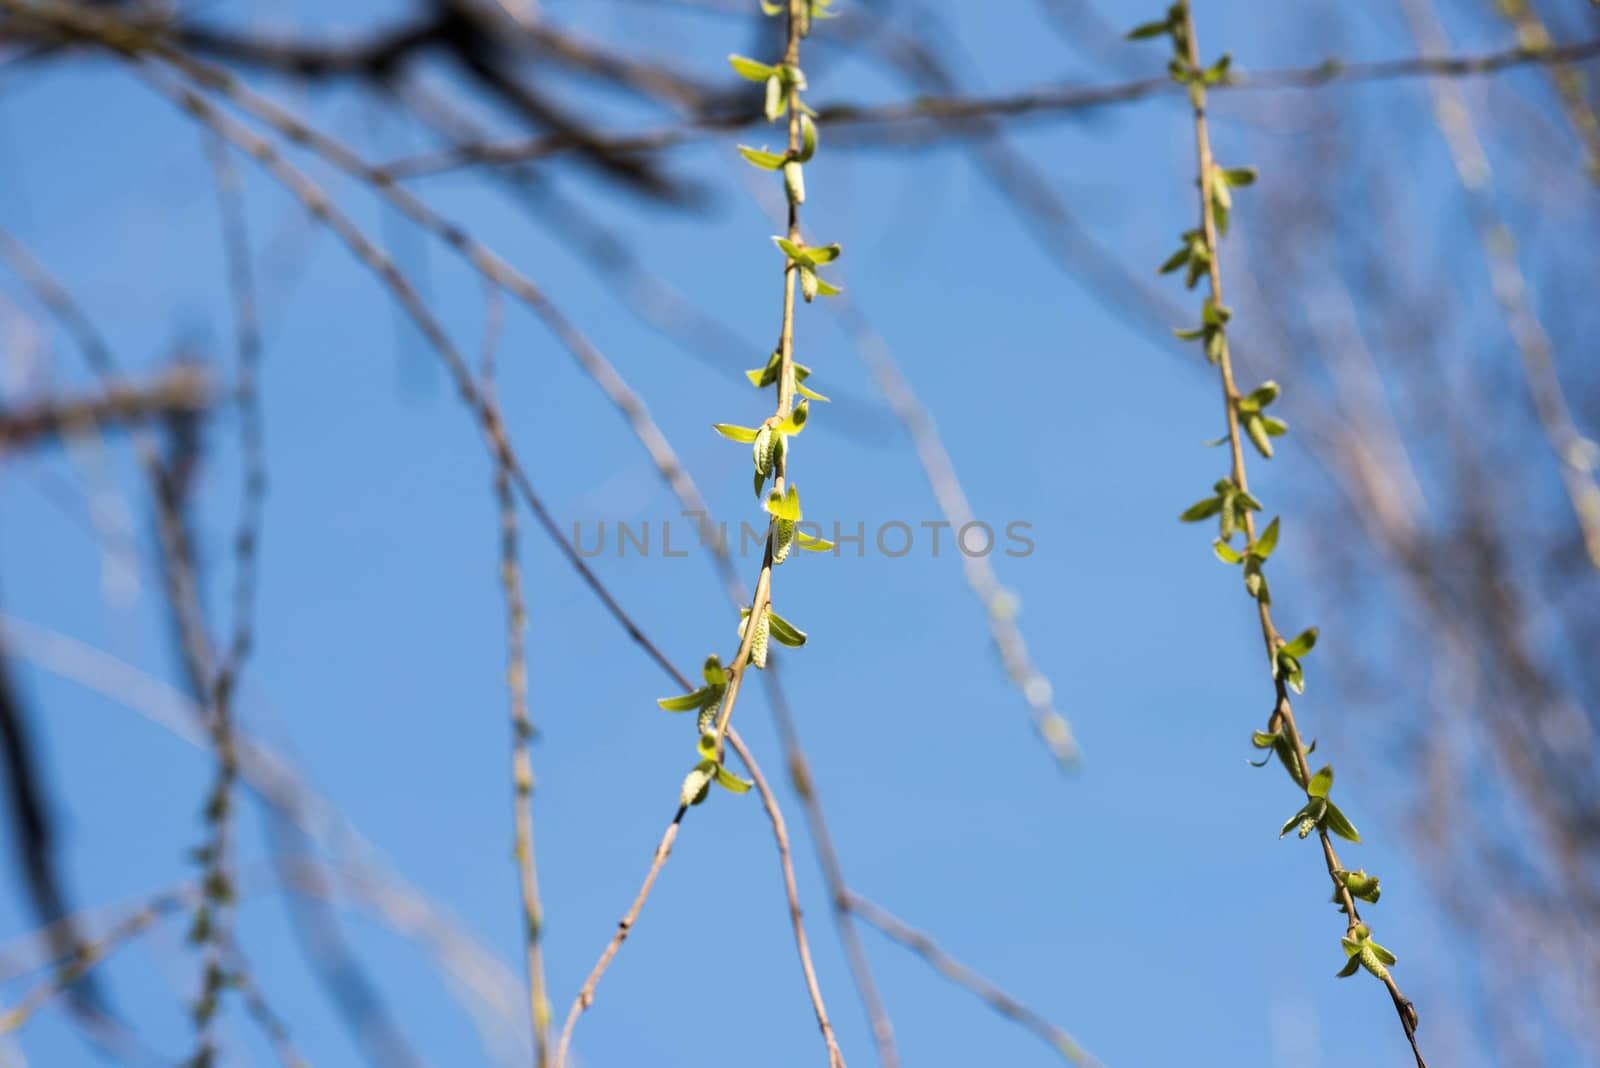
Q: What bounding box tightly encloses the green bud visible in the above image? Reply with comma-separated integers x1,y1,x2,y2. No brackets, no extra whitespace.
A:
681,764,713,807
1358,943,1390,981
753,424,775,476
774,518,796,564
749,607,770,669
764,74,784,122
783,160,805,204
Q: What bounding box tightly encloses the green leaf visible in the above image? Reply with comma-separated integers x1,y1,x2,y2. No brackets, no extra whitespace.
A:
779,398,810,434
1221,166,1258,187
714,423,762,443
1282,627,1318,659
714,765,753,794
1173,324,1206,341
728,55,777,82
796,114,818,162
1213,540,1244,565
812,275,842,298
1322,801,1361,843
1241,381,1280,410
1251,730,1278,749
767,611,807,647
1336,955,1361,978
1368,940,1397,966
1307,764,1334,798
737,145,787,170
796,529,834,551
1260,415,1289,437
1341,869,1382,903
1180,496,1223,522
796,380,831,402
774,236,814,265
765,484,802,522
1157,246,1191,275
1252,517,1280,559
1280,802,1314,839
746,350,782,387
703,655,727,687
1244,415,1274,458
1275,736,1305,787
1126,18,1172,40
657,686,715,712
805,243,842,265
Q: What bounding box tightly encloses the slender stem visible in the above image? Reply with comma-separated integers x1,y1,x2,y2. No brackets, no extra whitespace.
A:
482,288,553,1067
373,37,1600,177
553,807,685,1068
725,731,846,1068
845,892,1101,1068
1176,4,1425,1064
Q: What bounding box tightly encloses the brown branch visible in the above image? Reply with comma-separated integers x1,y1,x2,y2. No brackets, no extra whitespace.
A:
0,367,210,452
376,36,1600,177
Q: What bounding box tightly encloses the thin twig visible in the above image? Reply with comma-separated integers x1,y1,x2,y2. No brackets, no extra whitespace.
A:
838,303,1078,766
0,894,177,1035
0,367,211,451
481,284,553,1067
553,804,685,1068
376,37,1600,177
844,892,1102,1068
1398,0,1600,570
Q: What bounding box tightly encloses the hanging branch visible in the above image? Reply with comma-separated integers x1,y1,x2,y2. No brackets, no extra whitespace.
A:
1131,5,1427,1065
557,4,846,1066
481,287,554,1066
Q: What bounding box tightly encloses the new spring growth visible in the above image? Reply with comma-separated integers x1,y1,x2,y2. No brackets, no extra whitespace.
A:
659,657,752,806
1134,2,1416,1028
1339,923,1398,981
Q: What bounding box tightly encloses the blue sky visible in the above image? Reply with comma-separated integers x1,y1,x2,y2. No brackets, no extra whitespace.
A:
0,1,1563,1066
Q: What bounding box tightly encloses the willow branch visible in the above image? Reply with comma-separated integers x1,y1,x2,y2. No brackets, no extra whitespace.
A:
1174,4,1425,1063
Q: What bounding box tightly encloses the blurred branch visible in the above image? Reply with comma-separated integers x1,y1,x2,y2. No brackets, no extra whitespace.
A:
0,366,210,452
838,302,1079,768
376,36,1600,177
1399,0,1600,569
844,891,1101,1068
1490,0,1600,179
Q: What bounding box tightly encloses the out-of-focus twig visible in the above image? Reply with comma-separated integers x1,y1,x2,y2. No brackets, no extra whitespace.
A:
376,36,1600,177
0,367,210,452
838,302,1078,766
1399,0,1600,570
844,891,1101,1068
